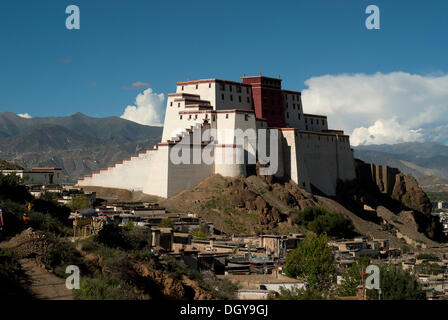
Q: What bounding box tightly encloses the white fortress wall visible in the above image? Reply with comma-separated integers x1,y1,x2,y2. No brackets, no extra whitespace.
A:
165,143,215,198
336,136,357,181
294,131,355,196
143,144,170,198
214,145,246,177
279,129,311,191
77,149,155,190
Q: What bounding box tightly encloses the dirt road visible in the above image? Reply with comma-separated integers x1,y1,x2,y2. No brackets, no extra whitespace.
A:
19,258,74,300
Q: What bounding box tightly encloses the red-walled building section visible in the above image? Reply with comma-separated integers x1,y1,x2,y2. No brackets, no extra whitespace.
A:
242,75,286,127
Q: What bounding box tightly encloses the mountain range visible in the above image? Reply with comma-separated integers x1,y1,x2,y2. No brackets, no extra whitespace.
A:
353,142,448,190
1,111,447,189
0,112,162,182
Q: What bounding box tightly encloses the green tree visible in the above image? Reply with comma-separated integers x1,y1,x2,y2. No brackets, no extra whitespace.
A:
372,265,426,300
338,257,370,296
67,195,88,212
41,192,58,205
158,218,174,228
192,228,206,239
283,234,335,291
294,206,358,238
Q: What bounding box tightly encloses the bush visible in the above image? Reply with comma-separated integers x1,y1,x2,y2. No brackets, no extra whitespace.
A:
294,206,358,238
28,211,71,236
414,262,445,275
416,253,438,261
95,224,151,251
40,236,85,278
0,173,33,204
0,249,33,298
158,218,174,228
67,195,88,212
74,275,140,300
32,198,71,226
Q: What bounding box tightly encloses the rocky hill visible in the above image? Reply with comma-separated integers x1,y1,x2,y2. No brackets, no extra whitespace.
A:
156,161,446,248
0,112,162,182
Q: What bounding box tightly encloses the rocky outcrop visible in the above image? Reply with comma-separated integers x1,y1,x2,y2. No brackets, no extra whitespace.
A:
353,159,445,242
133,262,213,300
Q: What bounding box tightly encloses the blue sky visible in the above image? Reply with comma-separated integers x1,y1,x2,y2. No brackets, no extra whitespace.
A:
0,0,447,144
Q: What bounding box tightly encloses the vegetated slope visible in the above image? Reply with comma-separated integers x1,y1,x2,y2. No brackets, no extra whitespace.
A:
160,168,443,249
0,112,163,182
0,173,232,300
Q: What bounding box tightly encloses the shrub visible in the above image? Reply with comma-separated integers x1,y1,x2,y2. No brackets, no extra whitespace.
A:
158,218,174,228
40,236,85,278
0,173,33,204
74,275,139,300
0,249,33,298
294,206,358,238
416,253,438,261
67,195,88,212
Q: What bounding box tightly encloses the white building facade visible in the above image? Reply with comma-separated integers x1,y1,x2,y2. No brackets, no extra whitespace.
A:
77,75,356,198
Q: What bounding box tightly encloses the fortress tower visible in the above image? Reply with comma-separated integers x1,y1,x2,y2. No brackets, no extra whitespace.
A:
77,74,356,198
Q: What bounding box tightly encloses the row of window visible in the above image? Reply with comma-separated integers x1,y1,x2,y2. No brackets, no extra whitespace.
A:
219,83,250,94
285,103,300,111
295,132,350,144
221,93,251,103
286,112,301,120
284,94,300,101
305,118,326,126
178,114,250,121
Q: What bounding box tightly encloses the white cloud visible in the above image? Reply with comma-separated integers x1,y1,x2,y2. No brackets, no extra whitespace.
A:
120,88,165,126
17,113,32,119
122,81,151,90
351,118,423,146
301,72,448,146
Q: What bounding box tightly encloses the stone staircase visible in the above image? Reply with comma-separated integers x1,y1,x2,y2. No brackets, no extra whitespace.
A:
77,120,212,191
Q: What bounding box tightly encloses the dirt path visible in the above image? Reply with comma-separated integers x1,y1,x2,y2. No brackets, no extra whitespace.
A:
19,258,74,300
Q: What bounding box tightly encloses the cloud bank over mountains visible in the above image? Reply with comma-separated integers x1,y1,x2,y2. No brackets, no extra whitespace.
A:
120,88,165,126
301,72,448,146
17,113,32,119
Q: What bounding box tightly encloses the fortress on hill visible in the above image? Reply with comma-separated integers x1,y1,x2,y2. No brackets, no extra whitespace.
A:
77,74,356,198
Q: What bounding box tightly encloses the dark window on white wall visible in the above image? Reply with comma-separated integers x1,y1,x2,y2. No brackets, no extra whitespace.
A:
170,102,173,107
245,114,249,121
226,114,229,119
